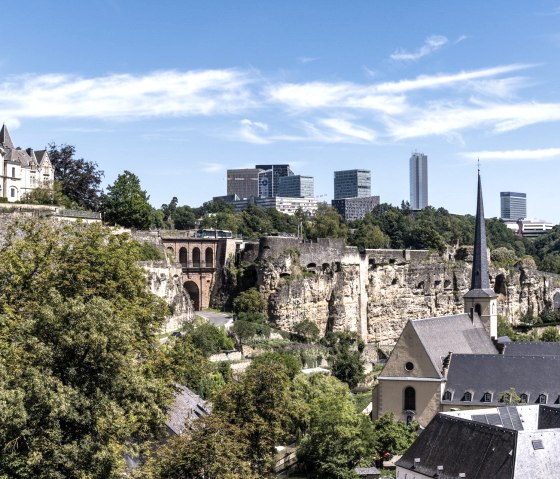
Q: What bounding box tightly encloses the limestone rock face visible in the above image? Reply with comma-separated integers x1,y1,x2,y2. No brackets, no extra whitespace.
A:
141,261,194,332
249,237,560,349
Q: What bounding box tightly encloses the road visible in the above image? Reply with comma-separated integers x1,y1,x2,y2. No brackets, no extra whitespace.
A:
197,309,233,327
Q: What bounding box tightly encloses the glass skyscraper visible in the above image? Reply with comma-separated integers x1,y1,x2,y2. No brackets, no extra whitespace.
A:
333,169,371,200
500,192,527,220
409,153,428,210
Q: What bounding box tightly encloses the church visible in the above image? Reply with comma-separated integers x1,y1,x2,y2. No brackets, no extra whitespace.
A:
372,173,560,427
0,124,54,202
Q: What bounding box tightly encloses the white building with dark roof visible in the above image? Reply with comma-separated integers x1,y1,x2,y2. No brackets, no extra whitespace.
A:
0,124,54,202
397,405,560,478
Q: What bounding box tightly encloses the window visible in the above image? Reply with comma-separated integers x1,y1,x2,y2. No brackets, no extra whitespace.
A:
463,391,472,402
538,394,547,404
404,387,416,411
405,362,414,371
11,167,15,178
443,390,453,401
520,393,528,404
475,303,482,317
482,392,492,403
10,188,16,198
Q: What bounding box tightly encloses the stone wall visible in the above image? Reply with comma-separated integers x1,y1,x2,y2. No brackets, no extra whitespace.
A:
250,237,560,348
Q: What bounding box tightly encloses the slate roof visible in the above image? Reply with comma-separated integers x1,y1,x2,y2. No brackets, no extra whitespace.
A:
442,354,560,406
165,384,211,436
396,413,516,479
410,313,497,375
502,341,560,356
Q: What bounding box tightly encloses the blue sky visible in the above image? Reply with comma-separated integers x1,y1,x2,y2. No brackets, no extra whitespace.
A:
2,1,560,221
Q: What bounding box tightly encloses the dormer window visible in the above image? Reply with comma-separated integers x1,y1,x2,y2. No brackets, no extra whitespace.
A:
463,391,472,402
443,390,453,401
482,392,492,403
520,393,528,404
538,394,547,404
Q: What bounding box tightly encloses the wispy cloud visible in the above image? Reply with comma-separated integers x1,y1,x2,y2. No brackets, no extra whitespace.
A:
319,118,377,142
237,119,270,144
0,69,255,120
200,162,225,173
298,56,319,64
390,35,448,61
459,148,560,161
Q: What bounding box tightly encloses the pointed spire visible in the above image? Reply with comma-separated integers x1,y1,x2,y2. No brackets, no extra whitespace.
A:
471,171,490,290
0,124,14,149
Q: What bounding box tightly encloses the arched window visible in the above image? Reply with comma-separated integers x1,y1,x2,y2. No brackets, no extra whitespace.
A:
463,391,472,402
482,392,492,403
520,393,528,404
404,387,416,411
443,390,453,401
192,247,201,267
538,394,547,404
205,247,213,268
475,303,482,317
179,247,188,266
10,187,16,198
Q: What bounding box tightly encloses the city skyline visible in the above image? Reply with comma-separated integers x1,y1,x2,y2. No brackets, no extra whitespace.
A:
2,1,560,221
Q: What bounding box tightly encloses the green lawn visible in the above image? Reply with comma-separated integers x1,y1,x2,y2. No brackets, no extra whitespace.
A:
353,390,372,413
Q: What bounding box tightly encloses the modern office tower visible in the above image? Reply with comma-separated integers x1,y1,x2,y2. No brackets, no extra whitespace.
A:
226,168,262,199
332,196,380,221
500,192,527,220
278,175,314,198
255,164,293,197
333,169,371,200
409,152,428,210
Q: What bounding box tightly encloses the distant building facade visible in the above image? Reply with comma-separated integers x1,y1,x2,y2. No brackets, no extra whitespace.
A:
409,152,428,210
500,191,527,220
332,195,380,221
278,175,314,198
232,196,318,216
226,168,261,200
334,169,371,199
0,124,54,202
504,218,554,238
256,164,293,198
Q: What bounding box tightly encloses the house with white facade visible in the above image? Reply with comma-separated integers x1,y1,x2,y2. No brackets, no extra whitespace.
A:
0,124,54,202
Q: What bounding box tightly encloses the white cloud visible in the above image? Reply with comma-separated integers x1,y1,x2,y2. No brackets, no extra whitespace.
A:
390,35,448,61
298,56,319,64
459,148,560,161
319,118,377,142
200,162,225,173
0,69,255,120
237,119,270,144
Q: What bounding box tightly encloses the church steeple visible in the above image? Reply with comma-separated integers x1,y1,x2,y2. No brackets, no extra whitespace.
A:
464,169,497,338
0,124,14,149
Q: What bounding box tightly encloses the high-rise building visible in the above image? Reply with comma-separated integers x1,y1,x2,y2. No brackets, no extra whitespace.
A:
332,196,380,221
409,152,428,210
278,175,314,198
255,164,293,198
500,192,527,220
333,169,371,200
226,168,262,199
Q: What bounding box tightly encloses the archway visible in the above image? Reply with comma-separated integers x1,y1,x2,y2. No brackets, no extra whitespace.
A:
205,247,214,268
554,292,560,310
179,247,188,266
404,386,416,411
184,281,200,310
494,274,507,296
192,247,201,267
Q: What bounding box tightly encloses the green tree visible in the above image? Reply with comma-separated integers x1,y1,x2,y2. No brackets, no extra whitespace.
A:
540,326,560,342
251,352,302,379
174,205,196,230
499,387,521,405
101,170,154,229
331,348,365,389
296,374,376,479
233,288,267,315
293,320,321,343
350,223,389,249
371,413,418,462
183,321,235,357
307,203,348,240
48,143,105,211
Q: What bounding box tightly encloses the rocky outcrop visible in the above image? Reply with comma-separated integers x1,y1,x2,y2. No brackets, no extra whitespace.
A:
250,237,560,348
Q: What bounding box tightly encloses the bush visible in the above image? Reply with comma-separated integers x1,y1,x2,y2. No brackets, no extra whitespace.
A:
293,320,320,343
491,247,517,266
540,326,560,342
184,321,235,356
233,288,267,314
232,320,271,341
251,352,302,379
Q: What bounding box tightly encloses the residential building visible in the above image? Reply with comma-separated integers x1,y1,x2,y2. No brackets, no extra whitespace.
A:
232,196,318,216
331,195,380,221
409,152,428,210
256,164,293,198
501,191,527,220
226,168,262,199
333,169,371,200
278,175,314,198
0,124,54,202
397,405,560,478
504,218,553,238
372,172,499,427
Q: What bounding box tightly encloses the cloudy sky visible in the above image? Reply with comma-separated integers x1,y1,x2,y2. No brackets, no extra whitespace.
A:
2,1,560,221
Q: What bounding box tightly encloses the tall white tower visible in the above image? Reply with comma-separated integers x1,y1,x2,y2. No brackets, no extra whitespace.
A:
409,152,428,210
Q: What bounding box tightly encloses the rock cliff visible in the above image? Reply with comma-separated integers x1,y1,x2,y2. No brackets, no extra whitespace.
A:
247,237,560,348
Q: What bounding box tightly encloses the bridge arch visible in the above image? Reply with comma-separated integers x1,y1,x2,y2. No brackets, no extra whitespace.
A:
553,291,560,310
205,247,214,268
192,247,201,267
179,247,188,266
184,281,200,311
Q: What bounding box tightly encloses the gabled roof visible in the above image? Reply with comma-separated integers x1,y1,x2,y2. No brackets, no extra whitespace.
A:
0,124,14,149
443,354,560,406
165,384,211,436
502,342,560,356
410,313,497,376
397,413,516,478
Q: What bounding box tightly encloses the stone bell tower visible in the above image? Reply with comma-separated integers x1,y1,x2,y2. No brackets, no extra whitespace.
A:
463,172,498,338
